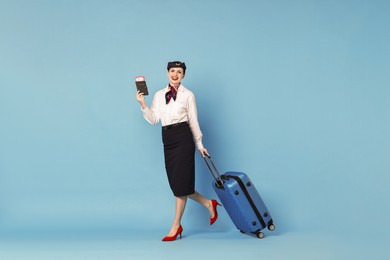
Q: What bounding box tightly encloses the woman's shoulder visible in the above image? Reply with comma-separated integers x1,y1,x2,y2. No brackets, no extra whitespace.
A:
155,86,169,95
179,84,194,95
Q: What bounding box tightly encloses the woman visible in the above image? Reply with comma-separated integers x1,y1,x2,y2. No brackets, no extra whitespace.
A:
136,61,221,242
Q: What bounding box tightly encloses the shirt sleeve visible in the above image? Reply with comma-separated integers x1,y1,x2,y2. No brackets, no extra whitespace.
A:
187,93,204,150
142,92,161,125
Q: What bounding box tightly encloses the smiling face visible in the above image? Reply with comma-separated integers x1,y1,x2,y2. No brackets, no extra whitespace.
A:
167,67,185,87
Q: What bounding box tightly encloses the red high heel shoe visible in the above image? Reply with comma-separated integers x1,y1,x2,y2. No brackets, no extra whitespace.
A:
210,200,221,225
162,225,183,242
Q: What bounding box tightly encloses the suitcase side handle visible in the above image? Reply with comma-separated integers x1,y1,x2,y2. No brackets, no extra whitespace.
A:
203,154,224,189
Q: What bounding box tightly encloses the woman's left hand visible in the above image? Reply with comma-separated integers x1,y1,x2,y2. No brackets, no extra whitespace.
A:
199,148,209,158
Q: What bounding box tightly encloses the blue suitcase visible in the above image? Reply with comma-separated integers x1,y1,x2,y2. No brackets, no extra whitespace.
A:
204,155,275,239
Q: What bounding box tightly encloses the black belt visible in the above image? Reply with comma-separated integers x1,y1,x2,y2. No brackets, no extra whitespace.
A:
162,121,188,130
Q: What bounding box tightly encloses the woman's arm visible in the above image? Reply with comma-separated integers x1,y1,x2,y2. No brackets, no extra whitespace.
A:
187,93,208,157
136,90,160,125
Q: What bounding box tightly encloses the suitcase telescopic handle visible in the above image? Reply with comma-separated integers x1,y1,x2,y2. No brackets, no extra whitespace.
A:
203,154,224,188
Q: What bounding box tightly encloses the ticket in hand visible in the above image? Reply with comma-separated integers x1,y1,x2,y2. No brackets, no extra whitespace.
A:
135,76,149,95
135,76,145,82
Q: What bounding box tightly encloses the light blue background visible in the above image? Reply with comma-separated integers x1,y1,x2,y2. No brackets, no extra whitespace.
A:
1,0,389,259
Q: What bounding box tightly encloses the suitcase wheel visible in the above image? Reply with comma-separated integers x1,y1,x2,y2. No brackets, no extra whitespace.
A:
268,224,275,231
256,231,265,239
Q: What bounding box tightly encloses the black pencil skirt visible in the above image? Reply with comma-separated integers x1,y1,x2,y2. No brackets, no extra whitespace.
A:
162,122,195,197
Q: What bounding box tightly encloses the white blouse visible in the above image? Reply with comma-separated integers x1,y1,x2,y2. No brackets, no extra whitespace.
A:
141,84,204,150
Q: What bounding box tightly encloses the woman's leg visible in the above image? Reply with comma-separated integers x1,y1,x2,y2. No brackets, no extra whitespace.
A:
188,191,215,218
166,196,187,236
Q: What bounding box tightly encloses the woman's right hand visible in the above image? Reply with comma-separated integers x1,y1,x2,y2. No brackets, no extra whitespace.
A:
136,90,147,109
